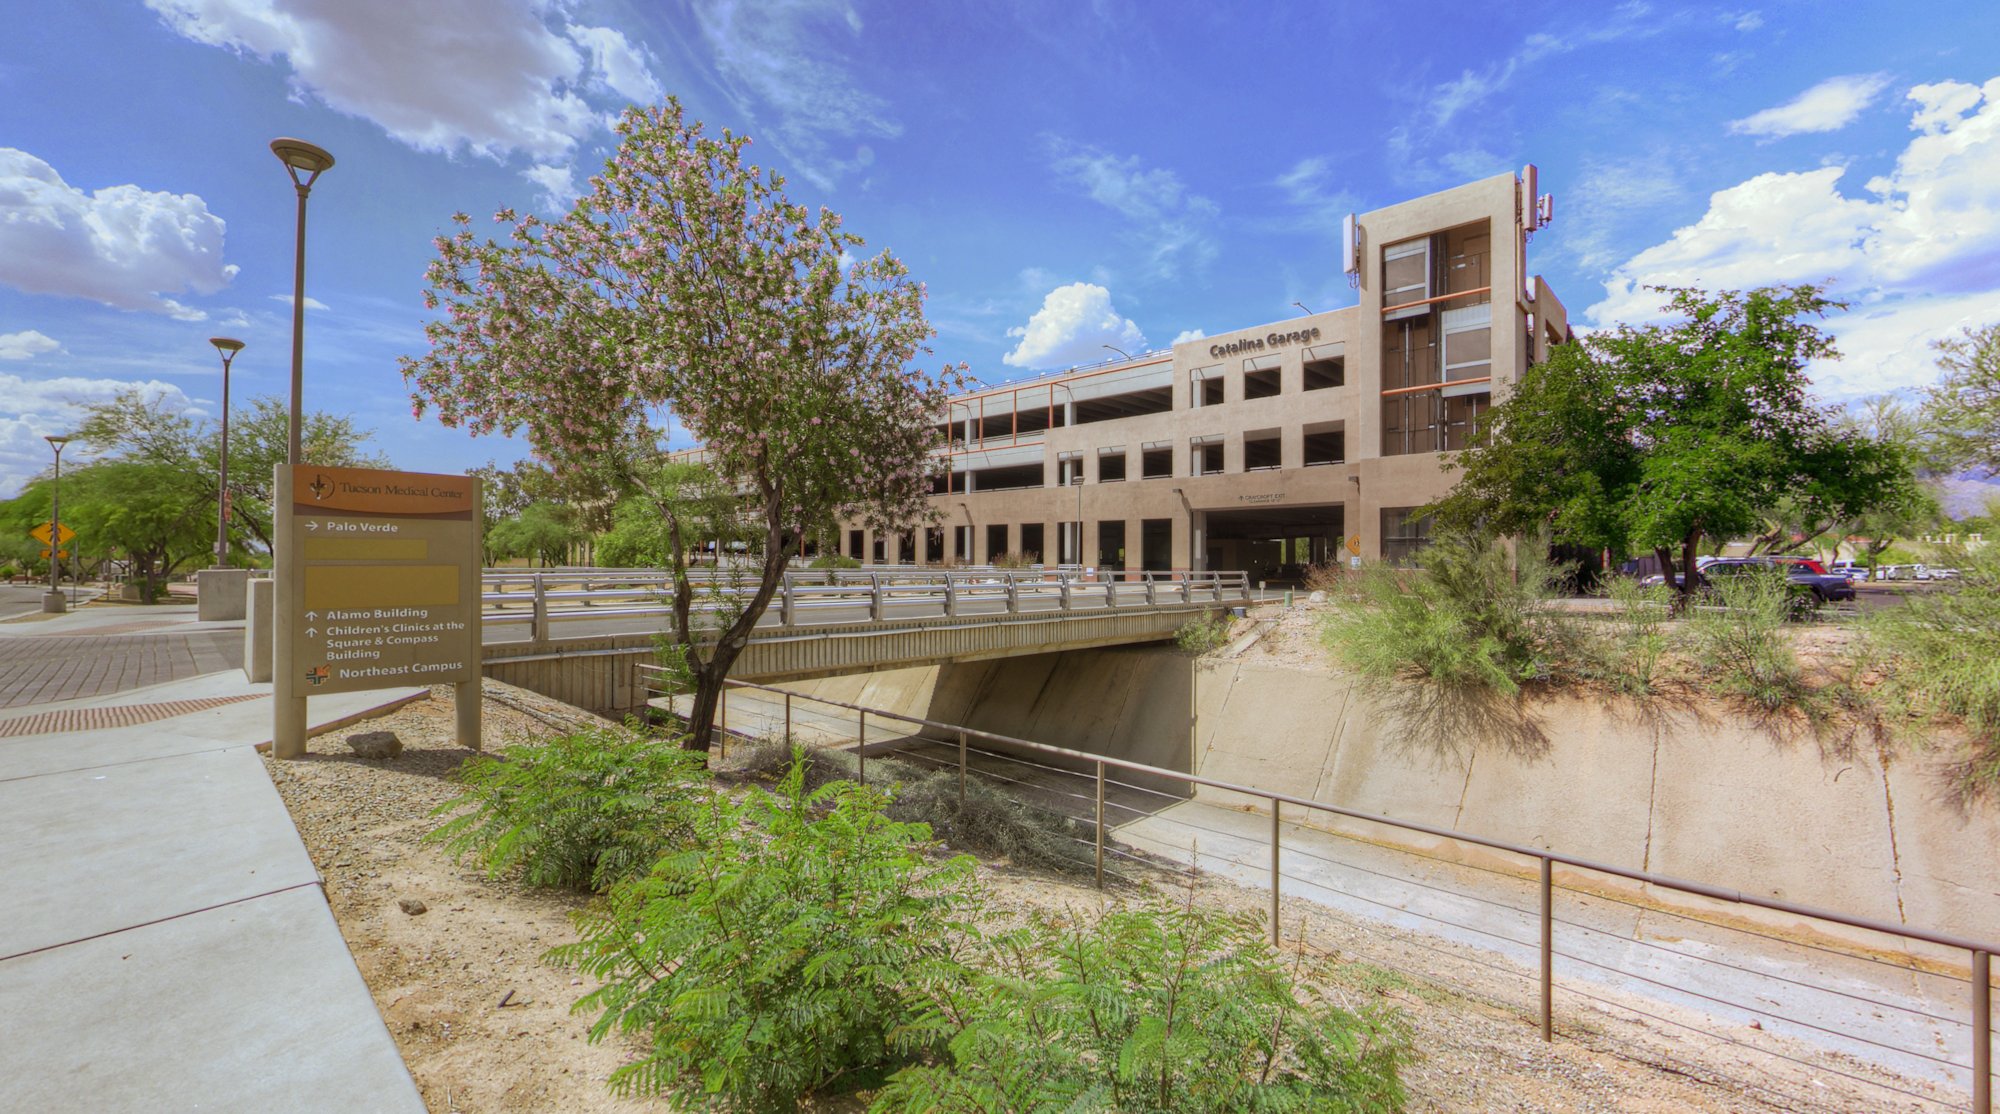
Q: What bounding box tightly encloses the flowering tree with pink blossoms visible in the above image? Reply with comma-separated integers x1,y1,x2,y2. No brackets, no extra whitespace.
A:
403,100,962,752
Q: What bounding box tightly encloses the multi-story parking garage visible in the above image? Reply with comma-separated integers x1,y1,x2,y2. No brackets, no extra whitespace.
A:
838,168,1572,581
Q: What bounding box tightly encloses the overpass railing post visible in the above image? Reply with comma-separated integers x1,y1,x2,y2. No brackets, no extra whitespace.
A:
531,572,548,644
780,571,796,626
869,574,884,622
1145,573,1157,606
1005,574,1020,613
1059,573,1073,612
944,573,958,617
1095,760,1106,890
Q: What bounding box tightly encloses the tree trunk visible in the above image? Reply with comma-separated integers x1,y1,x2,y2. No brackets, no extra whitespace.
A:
1678,528,1704,608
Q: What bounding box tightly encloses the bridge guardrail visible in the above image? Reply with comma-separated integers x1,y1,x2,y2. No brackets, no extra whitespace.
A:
480,568,1247,643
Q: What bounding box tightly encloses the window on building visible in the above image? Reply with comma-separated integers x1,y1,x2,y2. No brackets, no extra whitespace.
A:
1142,442,1173,479
1382,392,1441,457
1244,428,1281,470
929,470,951,495
1442,220,1491,302
871,533,886,564
1192,435,1224,476
1098,520,1126,570
1442,389,1491,451
925,527,944,564
1141,519,1173,569
847,529,863,558
898,530,916,564
1303,422,1345,466
1243,356,1282,399
1097,448,1127,482
1057,522,1082,565
1381,315,1436,392
1057,450,1083,486
1382,237,1431,310
1303,345,1344,390
1192,366,1224,408
1019,523,1045,564
1442,304,1492,384
985,524,1009,563
1381,507,1433,565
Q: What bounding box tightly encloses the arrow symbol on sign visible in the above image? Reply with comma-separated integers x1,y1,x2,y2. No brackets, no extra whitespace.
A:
305,628,318,638
304,610,318,621
305,521,319,531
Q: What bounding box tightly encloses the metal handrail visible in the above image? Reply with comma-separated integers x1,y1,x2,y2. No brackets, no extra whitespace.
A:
691,676,1997,1112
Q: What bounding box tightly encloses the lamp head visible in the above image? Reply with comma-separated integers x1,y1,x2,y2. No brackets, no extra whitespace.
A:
270,138,335,188
209,336,246,354
45,435,70,448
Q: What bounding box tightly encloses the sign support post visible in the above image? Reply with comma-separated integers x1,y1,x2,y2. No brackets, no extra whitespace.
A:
273,464,482,759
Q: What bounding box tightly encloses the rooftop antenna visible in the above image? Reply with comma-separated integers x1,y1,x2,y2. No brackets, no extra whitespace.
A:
1340,213,1361,290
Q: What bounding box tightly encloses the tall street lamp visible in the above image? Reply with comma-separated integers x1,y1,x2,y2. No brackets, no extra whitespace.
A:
270,138,333,464
209,338,245,565
44,434,70,614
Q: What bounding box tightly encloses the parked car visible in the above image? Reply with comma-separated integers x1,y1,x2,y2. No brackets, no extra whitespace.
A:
1702,557,1855,602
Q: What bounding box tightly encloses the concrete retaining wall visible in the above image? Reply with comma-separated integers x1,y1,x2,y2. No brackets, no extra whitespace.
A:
783,647,2000,945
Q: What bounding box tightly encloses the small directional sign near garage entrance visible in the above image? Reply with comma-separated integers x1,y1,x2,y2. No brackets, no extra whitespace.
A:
272,464,482,758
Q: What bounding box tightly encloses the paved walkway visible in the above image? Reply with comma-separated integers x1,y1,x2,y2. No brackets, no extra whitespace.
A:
0,666,428,1112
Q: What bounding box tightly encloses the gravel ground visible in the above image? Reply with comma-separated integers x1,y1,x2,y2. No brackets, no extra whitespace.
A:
268,680,1952,1113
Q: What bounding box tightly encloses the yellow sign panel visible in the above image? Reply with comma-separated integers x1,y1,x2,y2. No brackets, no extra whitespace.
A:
31,522,75,545
303,537,431,562
40,548,67,559
304,564,460,610
1345,535,1361,556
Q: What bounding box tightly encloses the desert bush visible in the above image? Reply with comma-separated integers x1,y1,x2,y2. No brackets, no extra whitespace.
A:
426,724,708,892
1587,576,1676,695
1303,559,1350,594
1322,529,1568,695
874,892,1409,1113
990,550,1039,569
1175,612,1232,656
808,553,861,569
550,753,981,1107
1865,545,2000,801
732,739,1096,876
1682,569,1815,714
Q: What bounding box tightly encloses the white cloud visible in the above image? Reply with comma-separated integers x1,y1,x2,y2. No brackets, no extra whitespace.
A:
1172,328,1206,344
268,293,329,311
1272,157,1360,235
1729,73,1892,139
566,24,662,106
146,0,643,161
1048,139,1218,279
688,0,898,189
0,148,235,319
0,331,60,360
1003,283,1147,370
520,163,581,213
0,374,199,496
1588,75,2000,399
1731,10,1764,32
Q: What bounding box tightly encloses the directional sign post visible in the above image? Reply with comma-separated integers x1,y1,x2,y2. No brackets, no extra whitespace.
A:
272,464,482,759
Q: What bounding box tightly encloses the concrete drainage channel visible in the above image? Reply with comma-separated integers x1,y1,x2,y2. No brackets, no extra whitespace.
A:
694,657,1997,1113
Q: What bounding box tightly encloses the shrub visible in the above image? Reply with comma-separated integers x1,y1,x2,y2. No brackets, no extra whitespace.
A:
1175,612,1232,656
1682,569,1814,714
990,550,1038,569
1588,576,1676,695
875,893,1409,1112
808,553,861,569
549,753,981,1107
426,724,709,892
1322,529,1567,695
1865,545,2000,801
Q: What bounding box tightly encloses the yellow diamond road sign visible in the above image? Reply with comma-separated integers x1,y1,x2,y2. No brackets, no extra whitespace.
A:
30,522,75,546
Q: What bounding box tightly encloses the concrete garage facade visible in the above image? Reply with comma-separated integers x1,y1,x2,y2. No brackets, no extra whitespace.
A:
839,168,1572,578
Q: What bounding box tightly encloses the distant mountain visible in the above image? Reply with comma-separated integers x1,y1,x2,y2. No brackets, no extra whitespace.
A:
1935,471,2000,519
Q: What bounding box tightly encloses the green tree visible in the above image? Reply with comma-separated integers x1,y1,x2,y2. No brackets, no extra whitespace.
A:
45,461,213,598
71,389,386,558
487,499,586,567
1437,286,1915,601
404,100,962,752
1921,322,2000,473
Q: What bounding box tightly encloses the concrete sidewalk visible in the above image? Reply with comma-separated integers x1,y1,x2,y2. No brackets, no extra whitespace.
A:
0,671,428,1113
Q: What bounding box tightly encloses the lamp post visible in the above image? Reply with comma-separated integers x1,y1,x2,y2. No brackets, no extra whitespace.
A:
270,138,333,464
1102,344,1131,361
43,435,69,614
209,337,244,565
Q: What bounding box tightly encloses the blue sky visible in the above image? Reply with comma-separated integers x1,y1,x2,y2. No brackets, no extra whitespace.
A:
1,1,1996,496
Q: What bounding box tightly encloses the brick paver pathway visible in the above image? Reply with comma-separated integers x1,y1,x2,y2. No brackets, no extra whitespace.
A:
0,632,243,709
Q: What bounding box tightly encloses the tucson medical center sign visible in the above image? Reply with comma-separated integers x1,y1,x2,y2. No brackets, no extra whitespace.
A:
271,464,483,758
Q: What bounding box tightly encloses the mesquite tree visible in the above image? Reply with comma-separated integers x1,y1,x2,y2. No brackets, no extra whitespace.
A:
403,101,961,751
